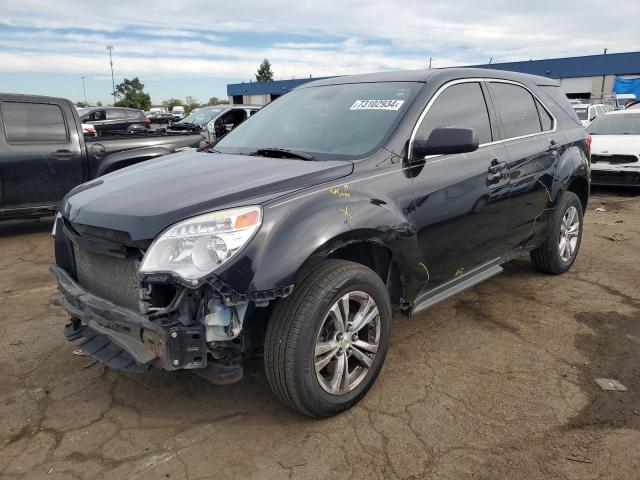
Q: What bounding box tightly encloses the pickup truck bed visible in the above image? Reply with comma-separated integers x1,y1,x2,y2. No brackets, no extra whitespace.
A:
0,93,203,219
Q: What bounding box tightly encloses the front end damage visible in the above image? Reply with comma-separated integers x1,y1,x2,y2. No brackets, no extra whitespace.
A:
51,217,293,384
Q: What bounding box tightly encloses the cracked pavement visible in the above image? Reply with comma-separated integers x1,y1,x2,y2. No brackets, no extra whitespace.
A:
1,188,639,479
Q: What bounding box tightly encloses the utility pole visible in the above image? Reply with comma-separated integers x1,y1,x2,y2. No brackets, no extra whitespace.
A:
81,76,87,105
600,48,608,103
106,45,116,105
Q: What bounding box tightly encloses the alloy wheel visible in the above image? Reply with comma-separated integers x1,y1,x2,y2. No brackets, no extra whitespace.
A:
314,291,381,395
559,205,580,262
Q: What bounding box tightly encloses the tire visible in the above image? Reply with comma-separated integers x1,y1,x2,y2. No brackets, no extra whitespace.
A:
264,260,392,418
530,191,583,274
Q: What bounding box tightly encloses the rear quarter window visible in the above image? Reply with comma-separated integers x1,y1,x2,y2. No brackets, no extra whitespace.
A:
1,101,68,143
540,86,582,124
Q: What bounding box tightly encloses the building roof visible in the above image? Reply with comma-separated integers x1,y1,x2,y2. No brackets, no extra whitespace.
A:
471,51,640,79
227,77,331,97
227,51,640,97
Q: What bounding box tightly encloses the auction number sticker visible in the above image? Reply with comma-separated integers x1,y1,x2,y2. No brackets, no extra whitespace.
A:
350,99,405,111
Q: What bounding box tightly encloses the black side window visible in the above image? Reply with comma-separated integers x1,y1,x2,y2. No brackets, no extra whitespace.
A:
535,99,554,131
489,82,542,139
1,101,68,143
108,108,125,120
416,82,492,145
88,109,105,121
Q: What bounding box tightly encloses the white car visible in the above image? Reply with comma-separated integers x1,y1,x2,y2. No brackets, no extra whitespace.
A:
171,105,185,120
573,103,608,127
587,110,640,186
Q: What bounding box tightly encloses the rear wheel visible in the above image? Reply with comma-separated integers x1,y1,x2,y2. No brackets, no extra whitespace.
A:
530,191,583,274
264,260,392,418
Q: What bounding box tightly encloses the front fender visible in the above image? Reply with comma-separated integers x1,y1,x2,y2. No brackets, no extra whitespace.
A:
215,172,422,296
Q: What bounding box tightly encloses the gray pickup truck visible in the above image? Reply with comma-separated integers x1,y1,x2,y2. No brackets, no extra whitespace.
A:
0,93,203,219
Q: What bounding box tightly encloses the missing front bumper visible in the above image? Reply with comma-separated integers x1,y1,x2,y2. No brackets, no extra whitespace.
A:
51,264,208,372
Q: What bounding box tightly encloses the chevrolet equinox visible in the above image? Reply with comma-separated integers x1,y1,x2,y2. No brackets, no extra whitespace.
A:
51,68,590,417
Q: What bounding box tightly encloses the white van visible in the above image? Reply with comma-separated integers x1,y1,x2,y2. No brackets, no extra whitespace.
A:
171,105,185,120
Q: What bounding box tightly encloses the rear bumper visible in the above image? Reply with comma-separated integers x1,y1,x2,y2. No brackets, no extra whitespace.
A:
50,264,207,373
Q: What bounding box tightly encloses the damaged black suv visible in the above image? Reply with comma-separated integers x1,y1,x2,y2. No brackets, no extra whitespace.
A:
52,68,590,417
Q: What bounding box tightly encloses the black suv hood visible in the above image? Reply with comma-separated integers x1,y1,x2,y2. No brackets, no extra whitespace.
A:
62,151,353,241
169,122,203,131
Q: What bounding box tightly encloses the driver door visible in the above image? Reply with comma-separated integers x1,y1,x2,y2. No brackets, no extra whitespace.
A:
410,81,511,290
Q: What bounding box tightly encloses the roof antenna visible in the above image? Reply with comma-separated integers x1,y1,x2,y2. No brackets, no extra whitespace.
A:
428,57,432,69
489,57,493,64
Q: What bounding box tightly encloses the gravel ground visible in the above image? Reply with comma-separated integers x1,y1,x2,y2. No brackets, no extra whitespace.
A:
0,188,638,480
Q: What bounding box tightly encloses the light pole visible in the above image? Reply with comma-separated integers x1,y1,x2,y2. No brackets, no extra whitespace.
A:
81,76,87,106
106,45,116,105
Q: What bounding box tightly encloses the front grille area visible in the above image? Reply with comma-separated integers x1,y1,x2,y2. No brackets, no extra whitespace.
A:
591,171,640,186
591,154,638,164
73,246,141,310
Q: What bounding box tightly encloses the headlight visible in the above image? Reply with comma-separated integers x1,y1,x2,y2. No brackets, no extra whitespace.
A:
139,206,262,282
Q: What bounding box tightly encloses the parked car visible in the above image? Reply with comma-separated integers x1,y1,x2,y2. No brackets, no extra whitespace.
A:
51,68,590,417
0,94,204,219
171,105,185,120
148,111,173,124
625,100,640,110
588,110,640,186
169,105,260,142
78,107,151,133
572,103,607,127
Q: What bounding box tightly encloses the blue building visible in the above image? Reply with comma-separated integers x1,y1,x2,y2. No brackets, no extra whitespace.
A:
227,51,640,105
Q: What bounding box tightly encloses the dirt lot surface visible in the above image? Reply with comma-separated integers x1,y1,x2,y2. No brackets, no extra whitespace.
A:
0,188,638,480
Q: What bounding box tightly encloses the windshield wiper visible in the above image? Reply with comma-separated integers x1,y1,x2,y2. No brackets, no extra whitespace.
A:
251,148,315,161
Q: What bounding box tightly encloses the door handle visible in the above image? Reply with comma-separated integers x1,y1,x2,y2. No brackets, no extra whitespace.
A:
549,140,561,151
50,149,74,159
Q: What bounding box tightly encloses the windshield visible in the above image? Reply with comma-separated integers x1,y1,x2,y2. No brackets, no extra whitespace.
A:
215,82,420,160
588,114,640,135
573,108,588,120
177,108,222,125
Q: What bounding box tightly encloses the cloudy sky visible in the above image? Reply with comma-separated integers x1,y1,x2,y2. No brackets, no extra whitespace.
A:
1,1,638,105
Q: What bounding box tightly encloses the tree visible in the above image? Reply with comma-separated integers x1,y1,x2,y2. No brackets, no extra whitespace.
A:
96,101,103,107
113,77,152,110
75,101,88,108
163,98,183,111
207,97,229,106
255,59,274,82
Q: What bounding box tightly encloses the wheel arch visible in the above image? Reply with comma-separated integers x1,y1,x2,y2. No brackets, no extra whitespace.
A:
300,235,406,307
565,174,590,213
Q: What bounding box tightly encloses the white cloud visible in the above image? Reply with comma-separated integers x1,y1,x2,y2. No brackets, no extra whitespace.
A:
0,0,639,82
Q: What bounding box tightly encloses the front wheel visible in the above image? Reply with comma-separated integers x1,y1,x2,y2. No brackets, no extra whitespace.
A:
264,260,392,418
530,191,583,274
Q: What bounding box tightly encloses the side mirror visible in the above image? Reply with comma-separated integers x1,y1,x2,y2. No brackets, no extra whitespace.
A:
412,127,479,158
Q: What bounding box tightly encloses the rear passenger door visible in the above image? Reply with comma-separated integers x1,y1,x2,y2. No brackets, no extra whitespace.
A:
410,81,511,289
0,100,84,210
106,108,127,131
486,81,557,248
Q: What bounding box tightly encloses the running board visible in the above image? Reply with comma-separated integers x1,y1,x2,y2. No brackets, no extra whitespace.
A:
410,264,503,317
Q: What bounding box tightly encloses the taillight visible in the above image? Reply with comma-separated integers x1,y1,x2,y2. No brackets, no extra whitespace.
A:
143,118,151,126
586,132,592,155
